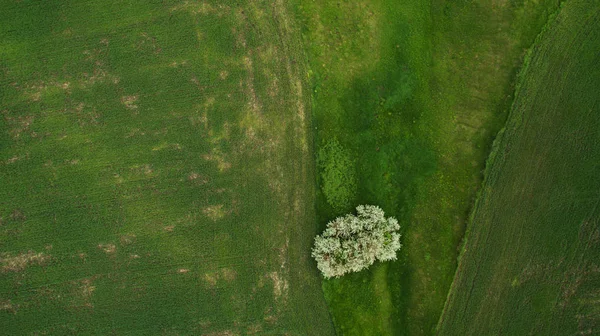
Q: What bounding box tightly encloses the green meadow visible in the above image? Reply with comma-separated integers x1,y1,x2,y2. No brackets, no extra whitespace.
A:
438,0,600,333
1,0,333,334
293,0,560,334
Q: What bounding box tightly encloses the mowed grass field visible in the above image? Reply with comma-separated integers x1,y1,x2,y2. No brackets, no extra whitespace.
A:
0,0,335,334
437,0,600,334
293,0,559,334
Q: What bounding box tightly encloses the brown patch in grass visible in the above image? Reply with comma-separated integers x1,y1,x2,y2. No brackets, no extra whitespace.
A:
246,323,263,334
203,272,218,287
219,70,229,80
177,268,190,274
164,225,176,232
68,277,97,310
4,153,28,164
97,243,116,254
265,271,289,302
121,95,139,112
203,204,226,221
120,234,136,245
188,172,209,184
4,114,34,140
202,268,236,288
0,299,17,314
135,32,162,54
125,128,146,138
202,149,231,172
1,251,50,273
169,59,189,68
170,1,231,16
9,209,26,222
130,164,154,177
203,331,239,336
152,142,183,151
220,268,237,282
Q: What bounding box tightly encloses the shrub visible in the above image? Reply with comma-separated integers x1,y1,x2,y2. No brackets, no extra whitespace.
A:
312,205,402,278
317,138,357,211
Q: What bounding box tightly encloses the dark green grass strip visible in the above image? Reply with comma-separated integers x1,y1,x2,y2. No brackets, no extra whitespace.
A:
437,0,600,334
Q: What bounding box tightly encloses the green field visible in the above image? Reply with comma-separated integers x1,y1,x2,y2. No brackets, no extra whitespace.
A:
3,0,596,335
0,1,334,334
293,0,559,334
437,0,600,334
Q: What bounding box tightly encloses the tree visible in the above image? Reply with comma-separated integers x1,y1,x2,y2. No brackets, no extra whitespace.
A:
312,205,402,278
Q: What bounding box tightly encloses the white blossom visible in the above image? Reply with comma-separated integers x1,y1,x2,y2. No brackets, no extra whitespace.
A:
312,205,402,278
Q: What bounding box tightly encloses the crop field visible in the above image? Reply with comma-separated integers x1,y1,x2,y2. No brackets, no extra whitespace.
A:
437,0,600,334
0,0,335,334
293,0,559,334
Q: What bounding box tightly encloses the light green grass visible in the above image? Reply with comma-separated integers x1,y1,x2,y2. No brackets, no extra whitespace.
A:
0,0,334,334
437,0,600,334
293,0,560,334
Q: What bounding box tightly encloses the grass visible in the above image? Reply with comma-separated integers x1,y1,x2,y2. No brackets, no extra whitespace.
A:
292,0,560,334
437,0,600,334
0,0,334,334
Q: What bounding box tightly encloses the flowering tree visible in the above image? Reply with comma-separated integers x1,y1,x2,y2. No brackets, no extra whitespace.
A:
312,205,402,278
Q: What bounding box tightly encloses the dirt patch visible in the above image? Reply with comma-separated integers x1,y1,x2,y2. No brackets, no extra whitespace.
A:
188,172,209,185
9,209,26,222
68,277,97,310
202,149,231,172
203,330,239,336
121,95,139,112
120,234,136,245
203,204,226,221
203,272,218,287
97,243,116,254
4,114,34,140
125,128,146,138
152,142,182,151
246,323,263,334
79,42,120,88
202,268,237,288
266,271,289,302
170,1,231,16
219,70,229,80
169,59,189,68
220,268,237,282
0,299,17,314
129,164,154,177
1,251,51,273
4,153,29,165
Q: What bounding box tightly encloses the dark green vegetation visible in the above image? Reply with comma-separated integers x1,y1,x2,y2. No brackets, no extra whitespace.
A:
317,138,357,211
0,0,334,334
438,0,600,334
293,0,561,334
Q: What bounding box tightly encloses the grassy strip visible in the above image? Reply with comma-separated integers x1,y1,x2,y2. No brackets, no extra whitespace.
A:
293,0,560,334
437,0,600,333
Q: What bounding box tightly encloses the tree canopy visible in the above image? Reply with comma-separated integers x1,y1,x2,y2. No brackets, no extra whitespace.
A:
312,205,402,278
